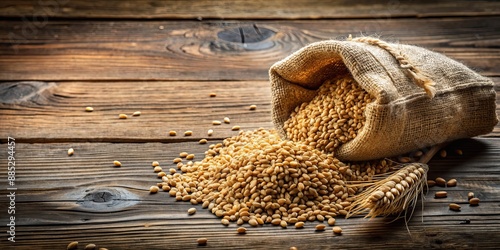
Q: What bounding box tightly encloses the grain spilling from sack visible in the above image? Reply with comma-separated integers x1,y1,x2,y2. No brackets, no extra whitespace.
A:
161,128,391,227
284,77,373,154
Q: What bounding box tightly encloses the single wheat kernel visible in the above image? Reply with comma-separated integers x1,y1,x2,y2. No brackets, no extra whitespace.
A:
119,114,128,119
84,244,96,250
440,150,447,158
290,247,298,250
467,192,475,200
162,185,170,191
212,120,222,125
67,241,79,250
280,220,287,228
232,125,241,131
132,111,141,116
169,130,177,136
179,152,188,158
184,130,193,136
449,203,461,211
456,149,463,155
248,218,258,227
98,248,109,250
169,168,176,174
427,180,436,187
199,139,208,144
173,158,182,163
85,107,94,112
398,156,411,163
209,93,216,97
152,161,160,167
237,227,247,234
332,226,342,235
158,172,166,177
224,117,230,124
149,186,159,193
294,221,304,229
113,160,122,167
249,105,257,110
435,191,448,198
188,207,197,215
197,238,207,245
327,218,336,226
207,129,214,136
221,219,230,226
315,224,326,231
153,166,162,173
68,148,74,156
435,177,446,187
469,197,480,206
447,179,457,187
186,154,195,160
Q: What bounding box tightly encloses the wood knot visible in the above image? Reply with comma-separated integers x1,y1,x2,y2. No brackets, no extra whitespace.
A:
216,25,276,51
0,81,56,104
75,187,139,212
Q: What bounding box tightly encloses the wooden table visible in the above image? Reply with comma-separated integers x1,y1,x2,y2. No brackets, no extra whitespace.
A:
0,1,499,249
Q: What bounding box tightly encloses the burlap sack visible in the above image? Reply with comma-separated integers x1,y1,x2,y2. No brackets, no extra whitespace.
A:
270,37,498,161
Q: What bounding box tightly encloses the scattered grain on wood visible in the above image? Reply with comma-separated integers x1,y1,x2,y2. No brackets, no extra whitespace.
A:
179,152,188,158
237,227,247,234
152,161,160,167
468,192,475,200
440,150,447,158
435,191,448,198
84,243,96,250
315,224,326,231
184,130,193,136
249,105,257,110
224,117,230,124
435,177,447,187
197,238,207,246
67,241,78,250
295,221,305,229
327,218,336,226
113,160,122,167
85,107,94,112
469,197,480,206
199,138,208,144
67,148,74,156
447,178,457,187
231,125,241,131
209,93,217,97
207,129,214,136
186,154,195,160
153,166,162,173
212,120,222,125
332,226,342,235
169,130,177,136
449,203,461,211
173,158,182,163
132,111,141,116
149,186,159,193
118,114,128,119
188,207,197,215
427,180,436,187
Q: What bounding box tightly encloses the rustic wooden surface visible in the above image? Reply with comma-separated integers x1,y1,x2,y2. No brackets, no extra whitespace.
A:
0,1,499,249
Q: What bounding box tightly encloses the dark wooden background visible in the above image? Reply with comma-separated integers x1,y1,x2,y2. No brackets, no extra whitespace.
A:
0,1,499,249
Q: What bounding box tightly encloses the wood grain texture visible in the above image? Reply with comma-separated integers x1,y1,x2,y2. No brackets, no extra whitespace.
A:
0,0,499,19
0,17,499,81
1,78,498,142
0,81,273,142
0,138,499,249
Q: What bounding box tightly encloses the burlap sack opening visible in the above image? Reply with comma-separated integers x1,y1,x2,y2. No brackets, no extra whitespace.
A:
270,38,498,161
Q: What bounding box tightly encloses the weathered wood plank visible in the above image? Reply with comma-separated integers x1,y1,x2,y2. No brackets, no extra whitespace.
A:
0,0,498,20
0,81,273,142
0,17,499,81
0,138,499,249
1,79,498,142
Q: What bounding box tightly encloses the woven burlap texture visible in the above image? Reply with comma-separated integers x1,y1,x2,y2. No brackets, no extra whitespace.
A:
270,38,498,161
